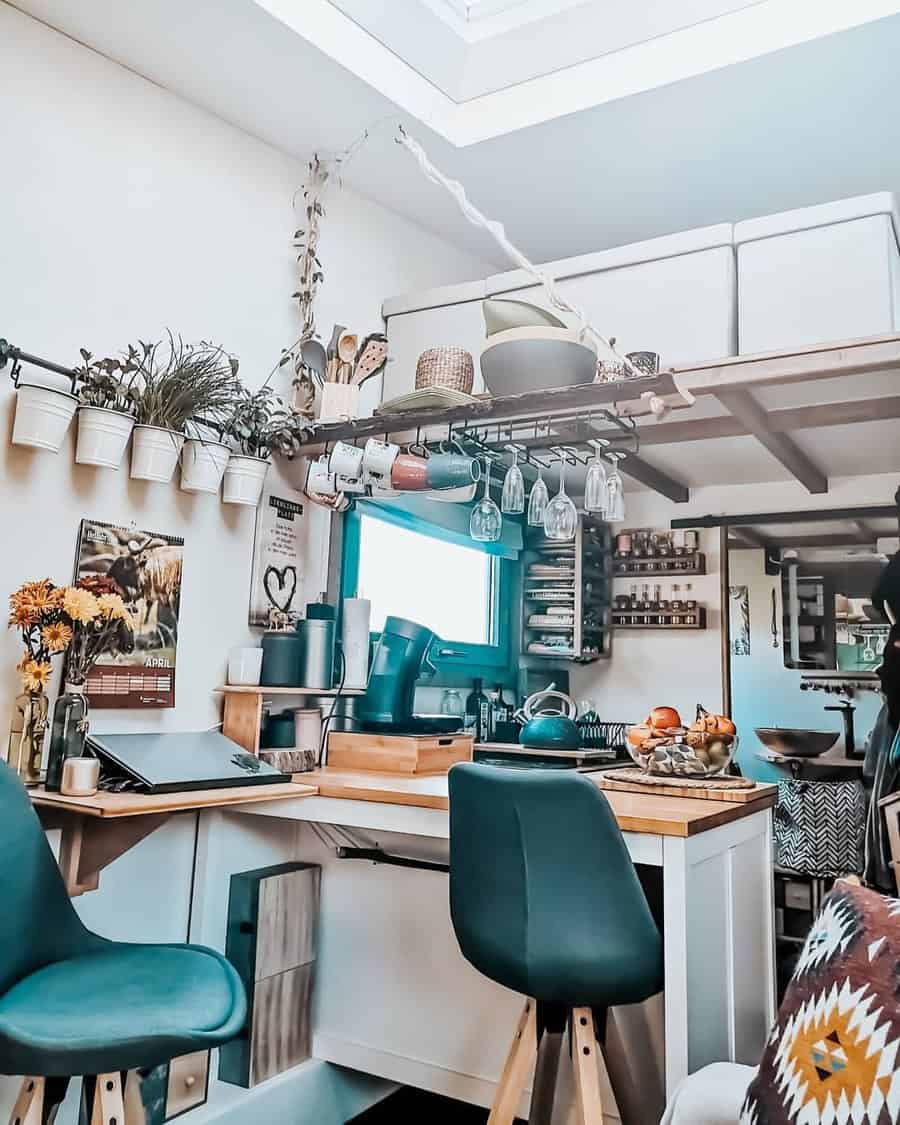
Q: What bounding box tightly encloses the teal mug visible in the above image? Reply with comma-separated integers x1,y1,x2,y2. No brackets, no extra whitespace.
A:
425,454,480,491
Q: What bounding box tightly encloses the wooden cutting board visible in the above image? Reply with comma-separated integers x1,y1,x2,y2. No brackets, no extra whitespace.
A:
599,767,775,804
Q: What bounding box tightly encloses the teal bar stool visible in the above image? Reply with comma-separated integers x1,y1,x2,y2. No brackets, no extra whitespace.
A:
449,763,663,1125
0,761,247,1124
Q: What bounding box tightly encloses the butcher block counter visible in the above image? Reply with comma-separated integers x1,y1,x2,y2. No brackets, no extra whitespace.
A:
299,766,776,837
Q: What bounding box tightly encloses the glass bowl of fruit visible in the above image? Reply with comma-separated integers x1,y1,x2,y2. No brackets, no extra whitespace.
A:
627,705,738,777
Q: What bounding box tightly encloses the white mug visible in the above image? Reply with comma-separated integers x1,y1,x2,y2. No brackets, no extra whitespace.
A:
307,456,338,496
329,440,364,479
335,473,367,494
228,646,263,686
363,438,399,480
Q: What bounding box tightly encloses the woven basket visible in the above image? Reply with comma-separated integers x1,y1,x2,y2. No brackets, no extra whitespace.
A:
415,346,474,393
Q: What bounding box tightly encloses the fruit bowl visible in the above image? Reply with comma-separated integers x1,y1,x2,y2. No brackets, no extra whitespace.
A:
628,706,738,778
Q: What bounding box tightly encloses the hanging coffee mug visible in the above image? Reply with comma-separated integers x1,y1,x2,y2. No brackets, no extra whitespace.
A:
307,456,337,496
329,441,364,480
363,438,399,481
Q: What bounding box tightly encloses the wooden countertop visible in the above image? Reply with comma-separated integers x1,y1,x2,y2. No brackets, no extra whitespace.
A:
31,781,315,819
305,768,776,838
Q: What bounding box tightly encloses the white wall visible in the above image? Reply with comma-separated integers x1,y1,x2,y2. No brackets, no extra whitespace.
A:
571,471,899,743
0,3,489,743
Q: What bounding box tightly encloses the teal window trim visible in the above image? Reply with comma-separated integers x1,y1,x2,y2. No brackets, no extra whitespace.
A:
340,502,514,676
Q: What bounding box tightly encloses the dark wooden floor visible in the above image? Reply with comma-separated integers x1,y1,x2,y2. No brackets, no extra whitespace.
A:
350,1088,498,1122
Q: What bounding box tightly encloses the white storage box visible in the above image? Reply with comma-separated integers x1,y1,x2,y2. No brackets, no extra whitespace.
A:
485,223,737,369
735,192,900,354
382,279,488,402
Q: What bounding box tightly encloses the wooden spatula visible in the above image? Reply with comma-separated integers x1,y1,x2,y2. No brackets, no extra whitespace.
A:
351,335,388,386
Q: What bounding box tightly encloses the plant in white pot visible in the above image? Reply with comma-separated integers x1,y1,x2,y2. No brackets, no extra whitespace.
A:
219,387,313,506
129,334,240,484
73,347,141,468
9,360,79,454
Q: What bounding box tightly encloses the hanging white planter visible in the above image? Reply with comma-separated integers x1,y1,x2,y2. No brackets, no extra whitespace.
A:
75,406,135,468
180,438,231,494
222,454,270,506
11,382,78,452
130,425,185,483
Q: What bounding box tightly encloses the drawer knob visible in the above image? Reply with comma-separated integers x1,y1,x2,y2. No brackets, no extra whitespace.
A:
184,1076,197,1089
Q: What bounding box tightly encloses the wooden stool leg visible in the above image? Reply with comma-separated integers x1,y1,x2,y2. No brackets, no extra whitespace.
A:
488,999,537,1125
571,1008,604,1125
8,1078,44,1125
90,1074,124,1125
529,1006,566,1125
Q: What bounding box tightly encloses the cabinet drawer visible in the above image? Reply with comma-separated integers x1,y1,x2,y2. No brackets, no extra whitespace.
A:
166,1050,209,1119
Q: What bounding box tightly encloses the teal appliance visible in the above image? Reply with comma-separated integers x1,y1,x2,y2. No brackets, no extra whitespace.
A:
360,616,456,734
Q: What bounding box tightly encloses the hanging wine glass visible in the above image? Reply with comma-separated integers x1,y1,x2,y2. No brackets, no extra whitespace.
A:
543,450,578,541
470,459,502,542
606,453,626,523
584,439,610,515
527,460,549,527
501,445,525,514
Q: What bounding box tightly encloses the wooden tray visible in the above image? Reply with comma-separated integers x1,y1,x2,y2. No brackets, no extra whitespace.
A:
326,732,473,775
599,767,771,803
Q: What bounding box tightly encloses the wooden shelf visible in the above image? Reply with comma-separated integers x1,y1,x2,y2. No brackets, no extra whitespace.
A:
216,685,366,697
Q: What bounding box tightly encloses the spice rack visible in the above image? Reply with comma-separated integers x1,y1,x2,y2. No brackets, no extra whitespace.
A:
611,527,707,630
521,515,612,663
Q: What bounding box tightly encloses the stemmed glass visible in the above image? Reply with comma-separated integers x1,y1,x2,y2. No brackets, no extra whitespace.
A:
470,459,502,542
501,445,525,515
527,460,549,527
606,453,626,522
543,450,578,541
584,440,610,515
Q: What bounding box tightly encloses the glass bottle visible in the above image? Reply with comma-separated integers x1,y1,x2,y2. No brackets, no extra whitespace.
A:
684,584,698,626
658,586,671,626
7,689,49,787
440,689,464,718
670,585,683,626
45,683,89,792
616,531,632,559
651,584,662,626
465,679,490,743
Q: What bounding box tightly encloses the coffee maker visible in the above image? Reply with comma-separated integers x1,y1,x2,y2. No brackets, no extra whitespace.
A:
359,616,457,734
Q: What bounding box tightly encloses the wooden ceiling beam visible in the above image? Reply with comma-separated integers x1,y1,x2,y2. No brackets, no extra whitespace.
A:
713,388,828,494
618,454,689,504
634,395,900,447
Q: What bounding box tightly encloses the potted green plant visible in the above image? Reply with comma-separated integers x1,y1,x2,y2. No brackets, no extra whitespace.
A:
73,347,141,468
128,334,240,484
219,386,313,506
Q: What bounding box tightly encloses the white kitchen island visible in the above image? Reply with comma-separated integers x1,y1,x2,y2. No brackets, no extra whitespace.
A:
184,770,777,1123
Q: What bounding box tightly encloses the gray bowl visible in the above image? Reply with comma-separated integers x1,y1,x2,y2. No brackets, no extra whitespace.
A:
754,728,839,758
480,328,597,397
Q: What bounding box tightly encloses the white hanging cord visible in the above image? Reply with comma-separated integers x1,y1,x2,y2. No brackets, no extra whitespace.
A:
395,125,646,383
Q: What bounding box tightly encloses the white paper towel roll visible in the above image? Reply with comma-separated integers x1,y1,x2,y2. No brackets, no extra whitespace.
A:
342,597,371,689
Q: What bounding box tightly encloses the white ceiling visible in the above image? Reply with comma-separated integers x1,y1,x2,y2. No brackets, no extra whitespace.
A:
13,0,900,266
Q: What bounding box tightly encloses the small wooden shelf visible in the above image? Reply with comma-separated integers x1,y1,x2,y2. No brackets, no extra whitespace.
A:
218,685,365,757
612,608,707,630
612,554,706,578
216,685,366,697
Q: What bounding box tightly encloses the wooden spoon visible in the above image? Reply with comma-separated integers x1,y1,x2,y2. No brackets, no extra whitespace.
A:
337,333,358,385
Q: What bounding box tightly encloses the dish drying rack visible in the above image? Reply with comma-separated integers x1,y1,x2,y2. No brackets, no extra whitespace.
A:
521,514,612,663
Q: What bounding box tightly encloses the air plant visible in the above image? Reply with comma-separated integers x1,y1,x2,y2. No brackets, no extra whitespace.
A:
129,332,242,433
217,385,314,461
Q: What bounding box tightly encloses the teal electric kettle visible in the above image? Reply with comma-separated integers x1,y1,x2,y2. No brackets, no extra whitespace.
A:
516,688,581,751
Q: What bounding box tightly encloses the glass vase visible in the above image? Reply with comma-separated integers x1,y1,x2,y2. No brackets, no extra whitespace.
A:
6,689,49,787
45,683,90,793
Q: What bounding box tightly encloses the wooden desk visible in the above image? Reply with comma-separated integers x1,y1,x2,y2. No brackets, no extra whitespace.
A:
229,766,777,1106
303,767,776,837
32,781,316,895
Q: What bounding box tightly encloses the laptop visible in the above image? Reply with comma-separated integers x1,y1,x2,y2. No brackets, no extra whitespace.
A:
87,731,291,794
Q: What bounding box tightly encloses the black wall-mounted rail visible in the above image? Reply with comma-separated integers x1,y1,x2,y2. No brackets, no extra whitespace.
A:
335,846,449,873
0,339,78,393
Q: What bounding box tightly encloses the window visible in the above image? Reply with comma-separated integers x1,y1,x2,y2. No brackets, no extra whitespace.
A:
341,501,513,672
